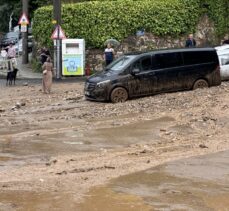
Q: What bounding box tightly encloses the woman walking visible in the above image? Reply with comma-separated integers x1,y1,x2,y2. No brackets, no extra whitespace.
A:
42,57,54,94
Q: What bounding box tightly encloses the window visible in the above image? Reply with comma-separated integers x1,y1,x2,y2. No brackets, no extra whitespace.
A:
156,53,183,68
220,55,229,66
141,56,151,71
183,51,215,65
109,55,136,73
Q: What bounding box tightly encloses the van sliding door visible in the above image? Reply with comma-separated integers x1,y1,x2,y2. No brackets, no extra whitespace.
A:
155,52,183,92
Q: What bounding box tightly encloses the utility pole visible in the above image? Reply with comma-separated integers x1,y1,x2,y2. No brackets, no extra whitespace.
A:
53,0,62,79
22,0,29,64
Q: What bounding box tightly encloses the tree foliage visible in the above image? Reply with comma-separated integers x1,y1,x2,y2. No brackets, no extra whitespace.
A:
0,0,21,32
33,0,201,48
204,0,229,35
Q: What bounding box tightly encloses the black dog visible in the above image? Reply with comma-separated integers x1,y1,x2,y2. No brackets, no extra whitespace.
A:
6,68,19,86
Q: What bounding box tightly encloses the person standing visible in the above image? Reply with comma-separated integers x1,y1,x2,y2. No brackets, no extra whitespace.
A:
6,43,16,70
1,48,7,69
222,35,229,45
185,34,196,48
104,43,115,66
42,57,54,94
40,48,48,65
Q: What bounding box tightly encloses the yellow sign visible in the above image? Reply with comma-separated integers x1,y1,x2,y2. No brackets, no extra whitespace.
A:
52,20,57,24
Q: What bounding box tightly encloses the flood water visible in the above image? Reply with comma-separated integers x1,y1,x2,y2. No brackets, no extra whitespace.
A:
0,151,228,210
1,111,228,210
78,150,229,211
0,116,175,169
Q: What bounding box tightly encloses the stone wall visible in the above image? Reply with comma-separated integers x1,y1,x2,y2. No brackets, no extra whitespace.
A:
86,15,221,73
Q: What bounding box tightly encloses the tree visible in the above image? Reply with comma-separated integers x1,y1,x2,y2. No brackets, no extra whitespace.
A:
0,0,21,32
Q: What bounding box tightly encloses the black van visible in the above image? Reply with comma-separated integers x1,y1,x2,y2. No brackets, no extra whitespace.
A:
85,48,221,103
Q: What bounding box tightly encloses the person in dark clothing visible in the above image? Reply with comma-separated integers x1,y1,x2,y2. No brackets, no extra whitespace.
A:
43,47,51,57
104,43,115,66
185,34,196,48
40,48,48,65
222,40,229,45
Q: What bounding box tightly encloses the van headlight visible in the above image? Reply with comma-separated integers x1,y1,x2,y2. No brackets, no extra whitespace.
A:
96,80,110,88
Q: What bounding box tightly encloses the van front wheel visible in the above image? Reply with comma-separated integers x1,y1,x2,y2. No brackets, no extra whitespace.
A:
193,79,208,90
110,87,128,103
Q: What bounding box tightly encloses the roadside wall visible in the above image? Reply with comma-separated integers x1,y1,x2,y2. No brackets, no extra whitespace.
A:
87,15,219,72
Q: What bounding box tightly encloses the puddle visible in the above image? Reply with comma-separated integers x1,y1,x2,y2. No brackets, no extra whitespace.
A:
85,116,175,147
0,191,79,211
77,150,229,211
76,187,152,211
0,116,175,167
0,150,228,210
167,124,194,136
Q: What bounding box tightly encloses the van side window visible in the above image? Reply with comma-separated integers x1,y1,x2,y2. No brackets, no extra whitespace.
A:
141,56,151,71
156,53,183,68
183,51,215,65
132,56,152,72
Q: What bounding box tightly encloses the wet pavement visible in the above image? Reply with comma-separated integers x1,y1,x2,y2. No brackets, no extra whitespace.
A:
0,116,174,169
0,79,229,210
0,151,228,210
78,150,229,211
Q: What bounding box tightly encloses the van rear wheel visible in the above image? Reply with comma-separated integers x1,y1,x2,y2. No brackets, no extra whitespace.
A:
110,87,128,103
193,79,208,90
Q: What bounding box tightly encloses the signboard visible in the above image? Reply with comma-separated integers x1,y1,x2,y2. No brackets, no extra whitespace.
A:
20,24,27,32
18,13,29,25
51,25,66,40
63,55,83,76
62,39,85,76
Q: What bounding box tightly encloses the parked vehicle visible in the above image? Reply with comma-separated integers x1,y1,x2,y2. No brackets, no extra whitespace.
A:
215,45,229,80
85,48,221,103
1,32,20,47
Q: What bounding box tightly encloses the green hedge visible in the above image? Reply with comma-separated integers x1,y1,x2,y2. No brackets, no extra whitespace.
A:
33,0,201,48
204,0,229,36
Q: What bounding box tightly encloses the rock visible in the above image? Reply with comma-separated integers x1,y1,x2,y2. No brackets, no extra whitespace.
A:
21,102,26,106
140,149,147,154
15,103,21,109
165,131,172,135
11,106,16,110
56,171,67,175
23,82,28,86
0,108,5,113
199,144,208,149
15,101,26,108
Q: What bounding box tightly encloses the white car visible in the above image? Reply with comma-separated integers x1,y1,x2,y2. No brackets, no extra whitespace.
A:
215,45,229,81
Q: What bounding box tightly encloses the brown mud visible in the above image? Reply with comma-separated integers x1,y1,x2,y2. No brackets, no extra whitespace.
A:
0,81,229,210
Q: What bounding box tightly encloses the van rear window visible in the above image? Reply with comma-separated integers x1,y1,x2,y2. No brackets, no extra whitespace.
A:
183,51,216,65
156,53,183,68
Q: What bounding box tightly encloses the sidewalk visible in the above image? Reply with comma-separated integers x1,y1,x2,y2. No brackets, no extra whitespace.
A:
0,56,87,82
0,55,42,79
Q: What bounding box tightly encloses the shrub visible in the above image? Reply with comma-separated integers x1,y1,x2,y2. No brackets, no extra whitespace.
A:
33,0,201,48
204,0,229,36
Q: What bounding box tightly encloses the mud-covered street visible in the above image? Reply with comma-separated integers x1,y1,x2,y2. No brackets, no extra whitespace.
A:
0,79,229,210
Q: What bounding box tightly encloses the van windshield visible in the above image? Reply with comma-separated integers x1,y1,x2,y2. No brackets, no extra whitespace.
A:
105,55,136,73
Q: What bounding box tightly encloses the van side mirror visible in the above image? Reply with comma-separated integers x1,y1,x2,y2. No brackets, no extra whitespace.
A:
131,68,140,75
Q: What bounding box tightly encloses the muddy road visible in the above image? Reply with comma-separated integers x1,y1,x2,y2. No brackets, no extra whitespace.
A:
0,79,229,210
